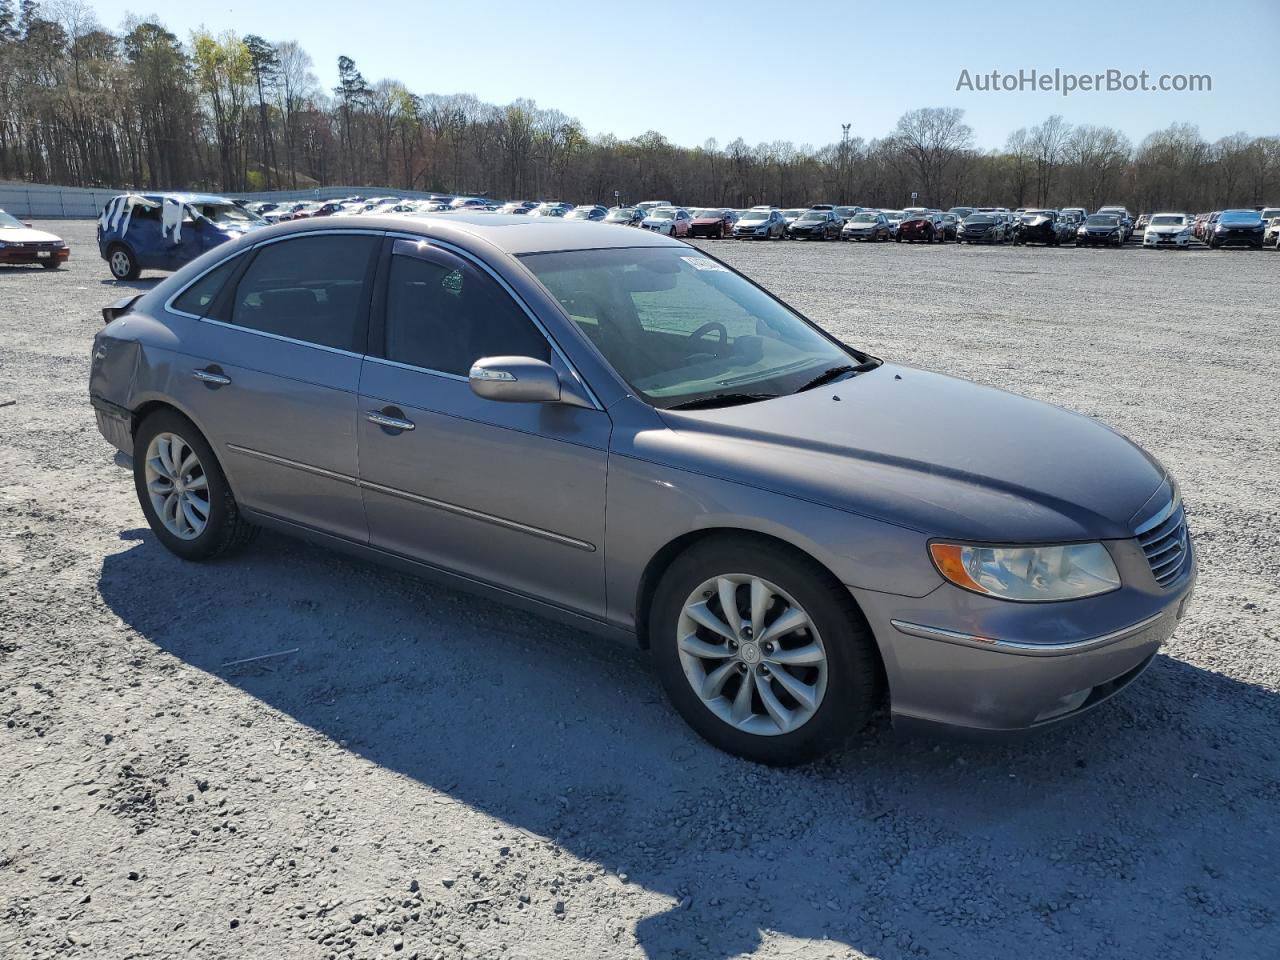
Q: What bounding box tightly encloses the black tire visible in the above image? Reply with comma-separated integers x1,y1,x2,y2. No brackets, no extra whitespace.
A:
107,243,140,280
133,409,258,562
41,260,62,269
648,535,881,766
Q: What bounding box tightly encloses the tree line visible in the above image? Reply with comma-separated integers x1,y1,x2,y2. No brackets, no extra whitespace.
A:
2,0,1277,212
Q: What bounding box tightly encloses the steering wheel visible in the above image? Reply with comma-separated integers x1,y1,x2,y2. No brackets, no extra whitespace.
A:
686,321,728,353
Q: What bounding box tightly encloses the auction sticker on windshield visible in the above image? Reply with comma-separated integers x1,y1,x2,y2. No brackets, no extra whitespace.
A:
681,256,729,272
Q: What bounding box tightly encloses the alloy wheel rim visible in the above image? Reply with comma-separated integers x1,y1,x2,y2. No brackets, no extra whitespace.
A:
111,250,130,276
144,432,210,540
676,574,828,737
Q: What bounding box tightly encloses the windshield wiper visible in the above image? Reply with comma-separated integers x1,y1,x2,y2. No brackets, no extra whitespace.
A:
665,392,778,411
794,360,879,393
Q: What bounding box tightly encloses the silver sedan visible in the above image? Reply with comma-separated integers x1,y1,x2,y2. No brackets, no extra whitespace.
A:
90,215,1195,764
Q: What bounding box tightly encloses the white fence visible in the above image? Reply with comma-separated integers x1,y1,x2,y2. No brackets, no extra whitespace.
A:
0,183,455,219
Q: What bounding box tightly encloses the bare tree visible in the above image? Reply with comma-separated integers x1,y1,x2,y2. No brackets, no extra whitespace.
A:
892,107,974,206
1029,114,1071,206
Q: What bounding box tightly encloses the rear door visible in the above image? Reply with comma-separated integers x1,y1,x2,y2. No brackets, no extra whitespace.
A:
168,231,380,542
356,238,611,618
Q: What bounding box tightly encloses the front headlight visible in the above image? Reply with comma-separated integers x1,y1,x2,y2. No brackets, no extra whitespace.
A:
929,542,1121,602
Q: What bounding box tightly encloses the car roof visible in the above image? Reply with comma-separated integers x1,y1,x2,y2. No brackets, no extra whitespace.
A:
249,212,682,255
119,192,238,205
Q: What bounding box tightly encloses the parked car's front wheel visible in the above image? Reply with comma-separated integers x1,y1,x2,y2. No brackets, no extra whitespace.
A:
133,409,257,561
649,536,881,765
107,244,139,280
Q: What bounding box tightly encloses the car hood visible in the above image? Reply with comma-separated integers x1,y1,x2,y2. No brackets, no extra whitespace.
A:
647,363,1166,543
1,227,64,243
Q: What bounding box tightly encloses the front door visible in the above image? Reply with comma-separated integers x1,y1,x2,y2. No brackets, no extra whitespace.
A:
357,239,611,618
169,231,381,542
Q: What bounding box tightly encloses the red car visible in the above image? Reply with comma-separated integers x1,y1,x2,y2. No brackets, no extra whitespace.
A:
688,208,735,239
897,212,946,243
0,209,70,269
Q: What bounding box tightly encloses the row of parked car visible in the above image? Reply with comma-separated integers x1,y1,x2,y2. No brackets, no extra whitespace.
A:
243,194,1280,250
11,190,1264,282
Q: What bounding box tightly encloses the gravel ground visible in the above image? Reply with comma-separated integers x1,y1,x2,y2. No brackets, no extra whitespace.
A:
2,221,1278,960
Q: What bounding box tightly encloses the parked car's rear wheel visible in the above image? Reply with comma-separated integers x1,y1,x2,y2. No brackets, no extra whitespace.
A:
133,410,257,561
650,536,880,765
107,244,139,280
41,261,62,269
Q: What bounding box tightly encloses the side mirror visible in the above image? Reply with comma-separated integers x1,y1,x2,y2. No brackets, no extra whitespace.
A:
23,221,32,228
469,356,561,403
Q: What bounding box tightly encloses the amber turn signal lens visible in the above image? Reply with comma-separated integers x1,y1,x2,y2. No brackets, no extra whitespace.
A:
929,543,990,594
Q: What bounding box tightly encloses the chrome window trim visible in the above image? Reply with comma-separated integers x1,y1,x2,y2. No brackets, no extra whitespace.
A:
890,611,1167,658
186,229,384,354
363,355,469,383
385,231,603,410
198,315,364,358
163,248,250,320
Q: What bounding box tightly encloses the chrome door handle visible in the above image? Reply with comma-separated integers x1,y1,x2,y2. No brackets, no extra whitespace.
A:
366,411,415,431
192,369,231,386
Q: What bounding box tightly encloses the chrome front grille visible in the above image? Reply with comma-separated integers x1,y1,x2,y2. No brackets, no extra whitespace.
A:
1137,499,1189,587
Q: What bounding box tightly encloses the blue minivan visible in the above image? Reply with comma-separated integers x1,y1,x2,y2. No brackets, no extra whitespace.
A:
97,193,265,280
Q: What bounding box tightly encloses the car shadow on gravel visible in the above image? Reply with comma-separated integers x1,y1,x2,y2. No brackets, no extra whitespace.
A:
97,277,163,291
98,529,1280,960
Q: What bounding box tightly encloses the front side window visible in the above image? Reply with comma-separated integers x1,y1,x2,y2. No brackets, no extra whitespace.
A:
524,247,855,409
383,247,549,376
228,234,379,351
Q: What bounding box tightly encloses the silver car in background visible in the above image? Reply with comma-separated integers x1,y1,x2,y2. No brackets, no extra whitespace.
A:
90,215,1195,765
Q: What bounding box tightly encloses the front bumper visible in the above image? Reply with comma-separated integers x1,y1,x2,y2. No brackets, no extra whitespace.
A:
1210,232,1264,247
0,246,70,265
1144,233,1190,247
852,537,1196,733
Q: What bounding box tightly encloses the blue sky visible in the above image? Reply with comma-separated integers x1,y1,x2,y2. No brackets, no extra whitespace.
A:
90,0,1276,149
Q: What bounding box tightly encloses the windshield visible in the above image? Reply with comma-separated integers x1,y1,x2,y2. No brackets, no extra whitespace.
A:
964,215,993,223
1220,210,1261,224
648,207,677,220
740,212,768,222
851,213,878,223
782,209,804,218
198,203,263,225
607,208,636,219
1150,215,1185,226
1086,215,1119,226
798,212,825,221
523,247,855,409
0,211,24,229
883,211,904,220
566,209,594,219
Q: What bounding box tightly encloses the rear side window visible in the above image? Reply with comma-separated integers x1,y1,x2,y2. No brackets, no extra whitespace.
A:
228,235,379,351
383,249,549,376
171,257,238,317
